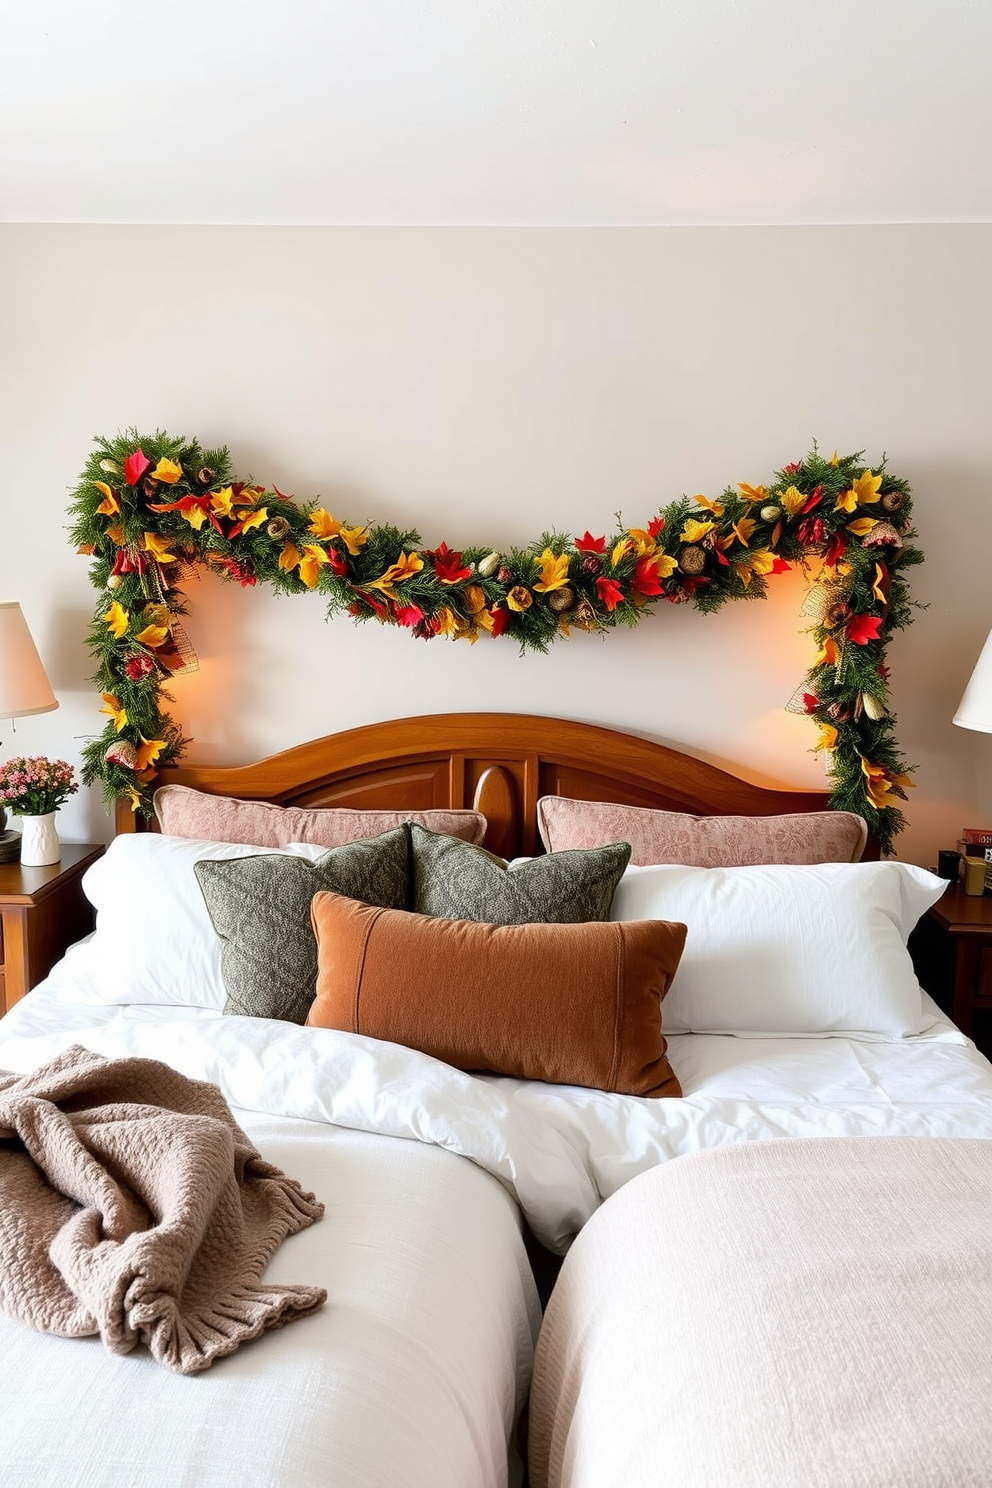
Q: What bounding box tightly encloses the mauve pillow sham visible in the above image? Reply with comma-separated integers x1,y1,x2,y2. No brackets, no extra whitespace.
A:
537,797,868,867
154,783,486,849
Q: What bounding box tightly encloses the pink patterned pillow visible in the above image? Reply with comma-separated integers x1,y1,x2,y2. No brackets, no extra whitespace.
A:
537,797,867,867
154,785,487,849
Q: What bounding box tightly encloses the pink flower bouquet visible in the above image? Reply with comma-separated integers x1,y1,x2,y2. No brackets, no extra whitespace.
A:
0,756,78,816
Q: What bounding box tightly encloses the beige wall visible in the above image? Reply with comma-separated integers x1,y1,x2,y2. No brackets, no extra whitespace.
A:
1,225,990,864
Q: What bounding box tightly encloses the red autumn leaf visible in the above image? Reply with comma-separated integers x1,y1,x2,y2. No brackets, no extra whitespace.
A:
877,663,891,681
123,448,151,486
631,555,664,597
782,462,802,475
846,613,883,645
272,485,293,501
575,531,607,553
327,547,348,577
489,605,510,637
822,532,845,567
353,589,390,618
770,557,792,574
595,576,625,611
802,693,820,714
647,516,665,538
800,484,824,514
432,542,473,585
394,603,425,628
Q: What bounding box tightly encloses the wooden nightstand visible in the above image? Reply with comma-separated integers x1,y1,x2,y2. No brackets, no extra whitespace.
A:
910,881,992,1051
0,844,104,1014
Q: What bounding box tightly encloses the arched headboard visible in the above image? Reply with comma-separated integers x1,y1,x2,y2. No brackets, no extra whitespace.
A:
121,712,850,860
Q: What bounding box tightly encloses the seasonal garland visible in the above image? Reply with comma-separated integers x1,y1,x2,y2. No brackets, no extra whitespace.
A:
68,431,923,853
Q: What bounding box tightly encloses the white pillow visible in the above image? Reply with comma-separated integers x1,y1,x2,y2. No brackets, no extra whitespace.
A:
48,834,325,1009
610,861,947,1039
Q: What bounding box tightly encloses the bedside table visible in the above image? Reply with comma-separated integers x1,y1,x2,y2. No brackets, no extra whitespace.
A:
910,881,992,1046
0,844,104,1014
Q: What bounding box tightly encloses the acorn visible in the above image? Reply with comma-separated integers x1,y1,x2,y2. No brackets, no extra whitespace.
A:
477,551,501,578
106,573,124,591
880,492,904,514
826,601,853,627
760,505,782,522
98,458,120,474
195,466,216,487
266,516,291,540
547,586,576,614
678,545,706,575
861,693,886,721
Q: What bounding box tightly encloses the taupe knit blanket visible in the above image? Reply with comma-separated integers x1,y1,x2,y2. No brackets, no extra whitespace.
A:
0,1045,326,1374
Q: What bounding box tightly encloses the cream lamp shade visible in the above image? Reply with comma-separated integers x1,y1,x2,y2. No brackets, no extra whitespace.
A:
0,602,59,720
954,628,992,734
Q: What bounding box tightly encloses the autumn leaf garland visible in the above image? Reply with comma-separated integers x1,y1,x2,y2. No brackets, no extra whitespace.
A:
67,431,923,851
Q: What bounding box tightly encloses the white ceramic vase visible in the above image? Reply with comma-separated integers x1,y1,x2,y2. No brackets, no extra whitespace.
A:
18,811,61,867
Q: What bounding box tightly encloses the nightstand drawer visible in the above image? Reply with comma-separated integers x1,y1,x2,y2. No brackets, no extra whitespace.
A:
0,846,103,1013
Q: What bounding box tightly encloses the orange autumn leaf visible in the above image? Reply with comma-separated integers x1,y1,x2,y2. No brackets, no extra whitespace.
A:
610,537,631,567
626,528,658,556
737,482,768,503
210,487,237,519
134,624,170,648
134,737,167,771
731,516,757,547
814,635,839,668
298,543,331,590
279,542,302,571
142,531,177,564
679,518,715,544
694,493,725,517
814,723,838,752
847,518,879,537
779,485,806,516
338,524,369,556
94,480,119,516
236,507,268,534
308,508,342,540
105,524,125,545
368,551,424,592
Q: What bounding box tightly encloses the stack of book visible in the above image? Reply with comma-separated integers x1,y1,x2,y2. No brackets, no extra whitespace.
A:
957,828,992,890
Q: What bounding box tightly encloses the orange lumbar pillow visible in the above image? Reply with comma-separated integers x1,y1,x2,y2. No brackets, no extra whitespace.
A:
307,892,686,1097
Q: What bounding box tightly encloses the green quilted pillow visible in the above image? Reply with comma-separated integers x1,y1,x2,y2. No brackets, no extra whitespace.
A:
409,823,631,924
194,825,410,1023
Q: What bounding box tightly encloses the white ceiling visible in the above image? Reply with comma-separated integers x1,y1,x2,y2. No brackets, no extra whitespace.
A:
3,0,991,226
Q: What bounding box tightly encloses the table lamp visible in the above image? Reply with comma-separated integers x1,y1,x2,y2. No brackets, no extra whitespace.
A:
0,602,59,838
954,628,992,736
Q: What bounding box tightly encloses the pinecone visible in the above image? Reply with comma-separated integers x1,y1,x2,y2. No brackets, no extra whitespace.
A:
497,565,514,585
547,586,576,613
825,601,853,627
142,477,158,498
678,545,706,575
880,492,904,513
581,554,602,576
195,466,216,487
573,599,597,628
826,702,851,722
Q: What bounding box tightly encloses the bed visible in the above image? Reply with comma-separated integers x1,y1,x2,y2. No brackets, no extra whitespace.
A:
1,712,991,1488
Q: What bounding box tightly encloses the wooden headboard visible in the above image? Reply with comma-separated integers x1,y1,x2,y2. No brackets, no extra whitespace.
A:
119,712,844,859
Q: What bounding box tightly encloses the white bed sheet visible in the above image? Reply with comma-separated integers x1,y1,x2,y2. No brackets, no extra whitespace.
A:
0,997,541,1488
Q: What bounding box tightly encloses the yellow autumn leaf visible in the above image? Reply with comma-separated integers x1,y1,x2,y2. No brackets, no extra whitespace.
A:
94,480,119,516
368,551,425,591
679,518,715,544
694,493,725,517
308,508,342,540
142,531,177,563
463,584,488,614
506,586,533,612
814,635,839,668
142,603,170,629
134,737,167,771
626,528,657,556
830,449,840,465
339,524,368,556
150,458,182,485
125,786,143,812
182,504,209,530
134,625,169,648
847,518,878,537
872,563,888,606
238,507,268,533
435,607,461,638
99,693,128,732
298,543,330,590
279,542,302,571
103,601,129,639
610,537,631,567
737,483,768,503
780,485,806,516
834,487,858,513
533,548,571,592
105,525,125,545
210,487,237,519
731,517,757,547
853,470,882,504
653,553,678,579
814,723,839,752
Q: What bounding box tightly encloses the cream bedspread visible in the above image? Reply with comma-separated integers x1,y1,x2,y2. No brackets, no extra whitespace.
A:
530,1136,992,1488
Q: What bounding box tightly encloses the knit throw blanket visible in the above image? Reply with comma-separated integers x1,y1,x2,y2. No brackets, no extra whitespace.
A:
0,1045,326,1374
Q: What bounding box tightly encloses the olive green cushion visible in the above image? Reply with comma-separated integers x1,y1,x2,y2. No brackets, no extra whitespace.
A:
194,825,410,1023
409,823,631,924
